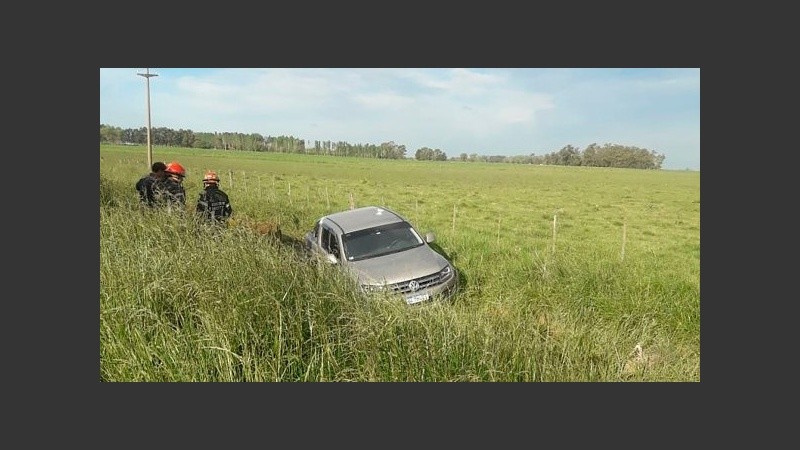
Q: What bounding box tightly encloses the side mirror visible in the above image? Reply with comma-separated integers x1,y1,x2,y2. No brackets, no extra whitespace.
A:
425,232,436,243
326,254,339,264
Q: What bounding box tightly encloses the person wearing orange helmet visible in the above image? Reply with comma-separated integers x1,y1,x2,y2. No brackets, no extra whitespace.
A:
196,170,232,224
154,161,187,209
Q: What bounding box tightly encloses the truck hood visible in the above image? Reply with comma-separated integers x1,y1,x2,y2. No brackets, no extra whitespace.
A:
345,245,448,285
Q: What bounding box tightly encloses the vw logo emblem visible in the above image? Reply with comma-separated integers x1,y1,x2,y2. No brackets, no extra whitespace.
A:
408,280,420,292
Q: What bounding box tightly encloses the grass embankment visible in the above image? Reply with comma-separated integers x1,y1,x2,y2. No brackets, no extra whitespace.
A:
100,145,700,381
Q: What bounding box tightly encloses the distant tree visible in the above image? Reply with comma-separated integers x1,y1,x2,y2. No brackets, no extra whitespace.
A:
507,154,533,164
415,147,434,160
100,124,666,169
100,124,123,144
554,145,582,166
380,141,407,159
582,143,599,166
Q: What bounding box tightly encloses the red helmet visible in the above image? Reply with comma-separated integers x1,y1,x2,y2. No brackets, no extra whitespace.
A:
165,162,186,177
203,170,220,185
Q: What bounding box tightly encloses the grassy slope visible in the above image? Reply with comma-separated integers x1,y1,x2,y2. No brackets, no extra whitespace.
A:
100,145,700,381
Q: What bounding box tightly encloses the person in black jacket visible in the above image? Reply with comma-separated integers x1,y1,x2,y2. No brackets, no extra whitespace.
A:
154,161,187,211
135,161,167,207
196,170,232,224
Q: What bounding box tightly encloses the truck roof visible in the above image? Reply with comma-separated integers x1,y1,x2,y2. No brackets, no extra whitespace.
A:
324,206,405,233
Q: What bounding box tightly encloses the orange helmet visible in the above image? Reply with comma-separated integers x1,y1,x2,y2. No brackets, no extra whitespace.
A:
203,170,220,185
165,162,186,177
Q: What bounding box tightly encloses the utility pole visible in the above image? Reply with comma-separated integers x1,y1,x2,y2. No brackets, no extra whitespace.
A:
137,68,158,168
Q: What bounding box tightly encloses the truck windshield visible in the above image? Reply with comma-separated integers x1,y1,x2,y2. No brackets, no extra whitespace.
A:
341,221,424,261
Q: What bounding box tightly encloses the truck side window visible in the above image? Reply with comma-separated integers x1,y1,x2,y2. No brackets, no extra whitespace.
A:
321,227,338,257
329,234,340,256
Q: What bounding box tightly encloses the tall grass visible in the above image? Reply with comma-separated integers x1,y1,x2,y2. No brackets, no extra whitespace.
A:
100,145,700,381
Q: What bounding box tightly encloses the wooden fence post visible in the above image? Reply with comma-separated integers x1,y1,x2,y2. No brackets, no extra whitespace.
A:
621,218,627,262
452,204,457,236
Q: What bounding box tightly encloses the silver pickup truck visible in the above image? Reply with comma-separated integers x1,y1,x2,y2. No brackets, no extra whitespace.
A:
304,206,459,305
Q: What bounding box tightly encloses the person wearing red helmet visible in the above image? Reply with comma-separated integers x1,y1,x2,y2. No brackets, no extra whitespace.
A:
196,170,232,224
154,161,187,209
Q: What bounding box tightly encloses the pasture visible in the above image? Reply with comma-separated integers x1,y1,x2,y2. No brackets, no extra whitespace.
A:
100,144,700,381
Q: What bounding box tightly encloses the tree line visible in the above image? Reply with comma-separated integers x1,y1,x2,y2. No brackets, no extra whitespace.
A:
100,124,665,169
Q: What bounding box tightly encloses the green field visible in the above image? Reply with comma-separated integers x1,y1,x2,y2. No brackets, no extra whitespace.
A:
100,144,700,381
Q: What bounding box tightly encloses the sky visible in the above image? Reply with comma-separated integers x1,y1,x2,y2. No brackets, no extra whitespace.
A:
99,68,700,170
